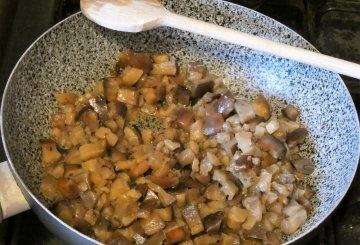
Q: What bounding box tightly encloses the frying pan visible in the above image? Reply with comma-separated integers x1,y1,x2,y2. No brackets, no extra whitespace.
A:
1,0,359,244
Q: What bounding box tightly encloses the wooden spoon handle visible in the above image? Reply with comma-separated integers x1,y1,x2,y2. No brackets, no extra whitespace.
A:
163,13,360,79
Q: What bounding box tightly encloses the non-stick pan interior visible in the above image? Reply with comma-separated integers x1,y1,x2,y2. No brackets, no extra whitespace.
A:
2,0,359,243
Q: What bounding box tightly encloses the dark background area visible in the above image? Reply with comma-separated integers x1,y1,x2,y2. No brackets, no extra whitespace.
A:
0,0,359,244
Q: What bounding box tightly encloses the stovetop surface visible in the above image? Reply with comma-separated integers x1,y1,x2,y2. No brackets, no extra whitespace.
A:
0,0,360,244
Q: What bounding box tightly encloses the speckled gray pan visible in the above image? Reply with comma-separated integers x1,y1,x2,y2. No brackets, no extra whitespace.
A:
1,0,359,244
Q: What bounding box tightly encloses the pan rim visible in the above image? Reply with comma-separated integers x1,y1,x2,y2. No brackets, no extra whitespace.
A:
0,11,103,245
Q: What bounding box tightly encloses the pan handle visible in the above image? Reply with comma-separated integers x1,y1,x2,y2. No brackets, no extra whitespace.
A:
0,161,30,222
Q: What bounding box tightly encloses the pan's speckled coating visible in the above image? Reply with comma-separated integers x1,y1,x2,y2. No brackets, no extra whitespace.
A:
1,0,359,244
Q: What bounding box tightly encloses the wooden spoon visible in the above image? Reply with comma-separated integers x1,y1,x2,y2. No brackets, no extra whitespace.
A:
80,0,360,79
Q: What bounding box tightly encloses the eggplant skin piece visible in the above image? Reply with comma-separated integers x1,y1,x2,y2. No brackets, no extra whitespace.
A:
76,97,110,125
89,96,108,123
182,205,204,235
172,108,194,130
115,101,127,118
287,128,308,148
190,79,214,99
282,105,299,121
257,134,287,159
203,211,224,234
292,158,314,175
203,112,224,136
103,77,120,102
214,91,235,118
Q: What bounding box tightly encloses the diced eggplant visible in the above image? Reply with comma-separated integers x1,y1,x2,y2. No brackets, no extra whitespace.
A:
282,104,300,121
80,190,97,209
222,139,237,155
192,172,211,185
183,176,203,189
72,203,91,232
57,177,79,199
242,196,262,223
45,163,65,179
151,61,178,76
77,108,99,132
138,199,159,220
215,91,235,117
186,188,204,205
63,164,82,178
177,149,195,166
75,104,91,120
257,135,287,159
130,162,150,178
234,100,256,124
252,94,272,120
95,127,119,146
281,200,307,235
40,176,62,201
54,92,78,105
212,169,239,200
124,126,142,146
243,223,268,240
187,62,208,81
172,108,194,130
149,176,180,189
190,78,214,99
266,118,280,134
115,101,127,118
42,52,316,243
142,190,160,205
103,77,120,102
227,193,244,207
73,172,91,192
89,96,108,123
203,211,224,234
115,50,153,74
165,227,187,244
121,66,144,86
141,88,159,104
135,184,149,200
292,158,314,175
163,139,181,151
204,182,226,201
234,155,253,171
93,219,112,242
79,140,106,161
56,203,76,227
287,128,308,148
41,139,62,166
182,205,204,235
220,233,241,245
69,126,85,146
278,118,300,133
190,120,204,141
203,112,224,136
154,207,173,222
84,209,99,227
147,182,176,207
235,131,253,153
106,233,133,245
194,234,219,245
117,87,139,106
173,86,191,105
141,213,165,236
145,231,166,245
152,53,169,64
141,77,166,101
265,232,281,245
51,112,66,129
